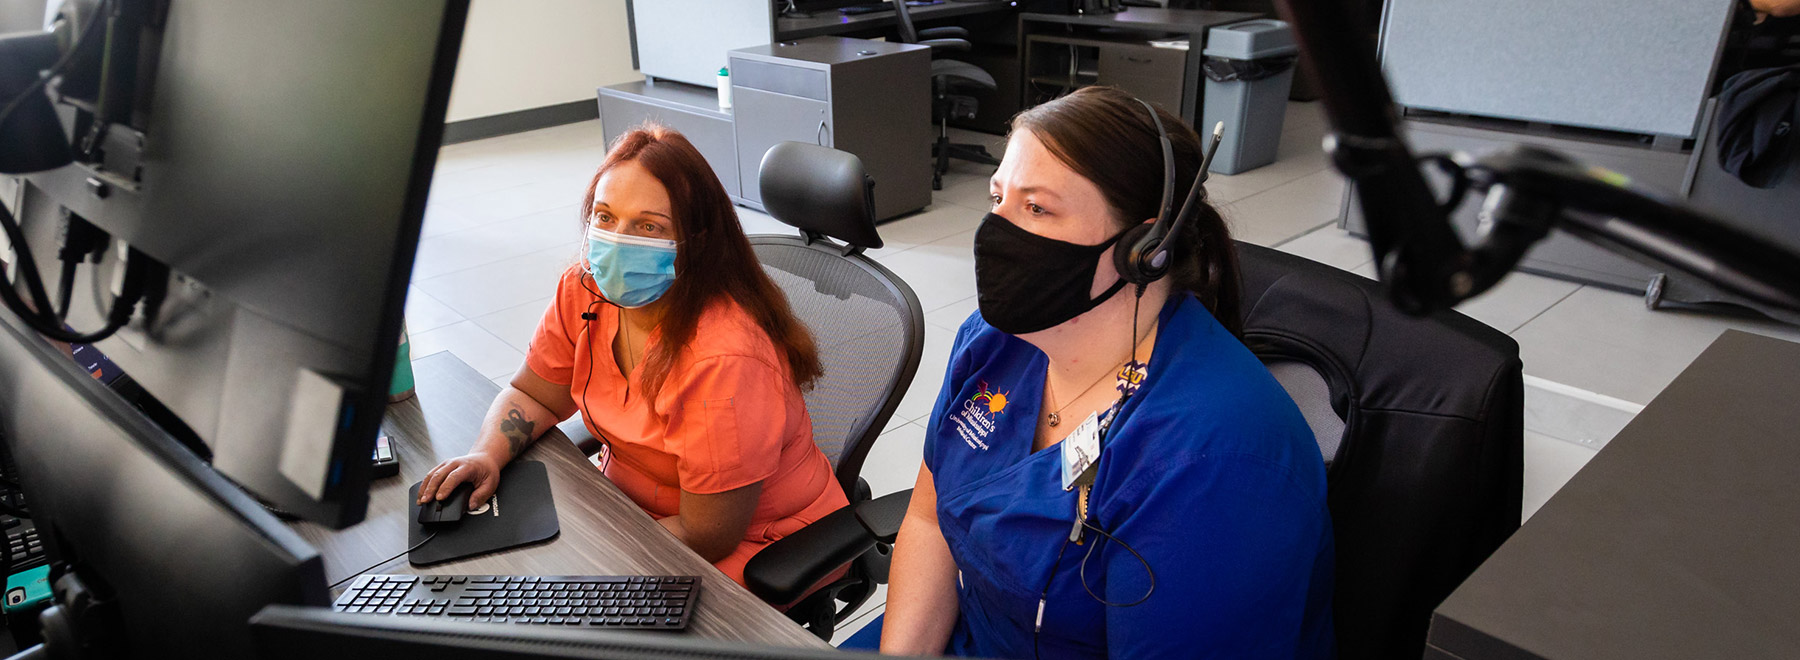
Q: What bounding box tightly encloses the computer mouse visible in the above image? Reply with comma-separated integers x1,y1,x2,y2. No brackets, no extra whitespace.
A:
417,482,473,526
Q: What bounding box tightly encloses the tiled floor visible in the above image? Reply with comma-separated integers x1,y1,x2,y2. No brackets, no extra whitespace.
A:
409,103,1800,644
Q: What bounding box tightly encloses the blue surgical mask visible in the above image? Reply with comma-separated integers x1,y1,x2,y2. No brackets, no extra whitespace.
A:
586,225,678,308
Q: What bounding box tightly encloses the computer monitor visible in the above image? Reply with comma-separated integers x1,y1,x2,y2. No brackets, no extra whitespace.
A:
0,0,468,527
0,310,328,658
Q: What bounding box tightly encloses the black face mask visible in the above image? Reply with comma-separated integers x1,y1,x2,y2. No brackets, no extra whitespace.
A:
974,212,1131,335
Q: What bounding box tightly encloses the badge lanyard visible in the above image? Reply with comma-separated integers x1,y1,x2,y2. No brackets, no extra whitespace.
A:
1033,290,1159,659
577,275,613,471
1063,358,1146,543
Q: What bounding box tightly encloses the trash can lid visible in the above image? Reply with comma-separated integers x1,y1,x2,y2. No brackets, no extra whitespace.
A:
1203,19,1298,60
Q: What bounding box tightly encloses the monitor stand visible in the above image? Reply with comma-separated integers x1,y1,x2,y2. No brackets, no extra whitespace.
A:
9,572,125,660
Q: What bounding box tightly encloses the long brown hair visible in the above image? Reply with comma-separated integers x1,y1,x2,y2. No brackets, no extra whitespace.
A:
1010,86,1244,336
582,124,823,398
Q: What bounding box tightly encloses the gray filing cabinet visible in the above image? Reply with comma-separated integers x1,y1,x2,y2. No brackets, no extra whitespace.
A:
598,81,740,197
730,38,932,221
1097,40,1187,113
1023,34,1186,118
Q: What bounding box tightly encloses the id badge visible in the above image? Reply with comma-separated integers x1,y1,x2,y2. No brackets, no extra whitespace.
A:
592,441,613,472
1060,412,1103,491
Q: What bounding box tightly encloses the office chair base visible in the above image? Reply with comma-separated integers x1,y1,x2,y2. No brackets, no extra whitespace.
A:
791,590,837,642
931,139,1000,190
783,577,869,642
777,557,880,642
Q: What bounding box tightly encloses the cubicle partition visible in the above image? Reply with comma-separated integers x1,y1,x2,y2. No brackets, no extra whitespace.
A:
1379,0,1734,141
1342,0,1800,321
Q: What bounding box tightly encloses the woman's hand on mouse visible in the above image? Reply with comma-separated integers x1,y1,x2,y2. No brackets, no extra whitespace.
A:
418,451,503,508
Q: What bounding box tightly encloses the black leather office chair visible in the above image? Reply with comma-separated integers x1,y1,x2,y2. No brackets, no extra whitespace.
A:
758,241,1525,651
892,0,1002,190
1236,242,1523,659
735,142,926,640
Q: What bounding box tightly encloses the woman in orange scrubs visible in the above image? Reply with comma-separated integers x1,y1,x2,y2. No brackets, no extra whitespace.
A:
418,124,847,587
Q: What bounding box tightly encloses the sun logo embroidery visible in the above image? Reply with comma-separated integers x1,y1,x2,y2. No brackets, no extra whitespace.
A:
951,381,1008,451
972,386,1010,416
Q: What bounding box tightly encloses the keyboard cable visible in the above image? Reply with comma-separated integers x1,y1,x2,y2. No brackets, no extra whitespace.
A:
405,532,438,555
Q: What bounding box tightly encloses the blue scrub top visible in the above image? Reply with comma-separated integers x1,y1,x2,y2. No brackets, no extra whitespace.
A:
923,294,1336,659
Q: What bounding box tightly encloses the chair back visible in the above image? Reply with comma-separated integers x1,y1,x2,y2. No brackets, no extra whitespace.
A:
1235,243,1524,660
891,0,920,44
751,142,924,497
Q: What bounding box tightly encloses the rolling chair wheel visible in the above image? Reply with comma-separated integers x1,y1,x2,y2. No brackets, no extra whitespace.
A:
1644,273,1665,311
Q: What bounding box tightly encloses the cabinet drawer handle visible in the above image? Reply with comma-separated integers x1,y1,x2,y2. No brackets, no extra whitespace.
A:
816,120,828,146
1125,56,1153,64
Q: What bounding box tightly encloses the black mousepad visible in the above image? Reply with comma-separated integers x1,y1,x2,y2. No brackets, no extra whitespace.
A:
407,460,559,566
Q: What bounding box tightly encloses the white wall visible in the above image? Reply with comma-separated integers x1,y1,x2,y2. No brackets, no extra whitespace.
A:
444,0,639,123
0,0,50,31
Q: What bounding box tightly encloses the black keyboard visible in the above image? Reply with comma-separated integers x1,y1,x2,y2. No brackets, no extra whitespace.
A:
0,442,46,575
332,574,701,630
3,521,44,572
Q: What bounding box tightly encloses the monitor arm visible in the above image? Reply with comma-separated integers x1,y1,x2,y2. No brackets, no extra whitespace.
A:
0,30,74,175
4,571,125,660
1270,0,1800,315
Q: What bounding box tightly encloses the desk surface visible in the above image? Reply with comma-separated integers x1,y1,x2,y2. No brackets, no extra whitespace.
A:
776,0,1015,41
288,351,826,649
1428,330,1800,659
1020,8,1259,33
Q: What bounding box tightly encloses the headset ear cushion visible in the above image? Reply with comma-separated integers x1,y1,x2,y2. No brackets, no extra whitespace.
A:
1112,223,1159,286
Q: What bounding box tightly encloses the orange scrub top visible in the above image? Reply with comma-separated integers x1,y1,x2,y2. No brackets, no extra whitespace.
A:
525,266,848,587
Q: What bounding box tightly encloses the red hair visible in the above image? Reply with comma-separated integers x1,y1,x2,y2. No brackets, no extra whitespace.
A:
582,124,822,399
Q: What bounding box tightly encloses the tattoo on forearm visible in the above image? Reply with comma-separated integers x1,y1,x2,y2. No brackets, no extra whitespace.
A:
499,408,536,458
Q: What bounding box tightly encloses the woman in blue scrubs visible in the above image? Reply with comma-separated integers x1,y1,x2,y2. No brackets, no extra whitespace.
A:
879,87,1336,658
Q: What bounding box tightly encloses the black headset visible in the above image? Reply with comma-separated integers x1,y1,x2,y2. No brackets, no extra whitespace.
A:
1112,99,1225,287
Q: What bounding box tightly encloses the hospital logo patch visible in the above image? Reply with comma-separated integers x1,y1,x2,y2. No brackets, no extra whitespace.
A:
950,381,1008,451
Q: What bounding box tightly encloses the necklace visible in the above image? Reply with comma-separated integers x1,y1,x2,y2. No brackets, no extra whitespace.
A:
1042,318,1159,428
617,308,637,375
1044,363,1120,428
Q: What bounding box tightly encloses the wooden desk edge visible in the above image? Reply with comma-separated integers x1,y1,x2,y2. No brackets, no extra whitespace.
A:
292,352,828,649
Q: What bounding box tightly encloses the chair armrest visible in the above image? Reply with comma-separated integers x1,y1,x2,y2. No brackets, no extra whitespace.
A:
917,26,969,40
744,504,876,605
920,38,972,53
854,489,912,543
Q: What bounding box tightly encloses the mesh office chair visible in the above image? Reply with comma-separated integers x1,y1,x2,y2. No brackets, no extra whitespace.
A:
892,0,1002,190
736,142,925,640
1236,243,1523,659
553,142,922,639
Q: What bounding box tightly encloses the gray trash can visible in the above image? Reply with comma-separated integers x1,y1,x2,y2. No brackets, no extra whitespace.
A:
1200,19,1299,175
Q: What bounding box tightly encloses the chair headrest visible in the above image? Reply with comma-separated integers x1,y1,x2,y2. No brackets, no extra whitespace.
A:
757,142,884,250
